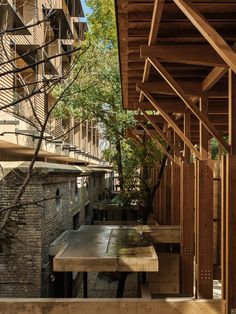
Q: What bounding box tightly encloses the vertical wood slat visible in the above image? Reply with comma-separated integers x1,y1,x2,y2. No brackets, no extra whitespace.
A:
180,162,194,296
184,114,191,162
171,163,180,225
225,69,236,314
200,94,209,160
160,170,166,225
212,161,221,278
221,155,226,302
195,160,213,299
225,155,236,314
165,163,172,225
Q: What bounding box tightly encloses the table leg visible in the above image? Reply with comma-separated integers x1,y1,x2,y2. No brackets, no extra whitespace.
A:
116,272,128,298
83,272,88,298
137,272,142,298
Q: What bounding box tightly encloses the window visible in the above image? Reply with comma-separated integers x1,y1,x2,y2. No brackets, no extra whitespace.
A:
75,184,79,203
55,188,62,211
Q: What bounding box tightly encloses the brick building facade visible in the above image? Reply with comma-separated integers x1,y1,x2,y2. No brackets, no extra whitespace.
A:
0,162,111,297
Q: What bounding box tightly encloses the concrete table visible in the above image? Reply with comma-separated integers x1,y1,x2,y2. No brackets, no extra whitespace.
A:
53,225,158,273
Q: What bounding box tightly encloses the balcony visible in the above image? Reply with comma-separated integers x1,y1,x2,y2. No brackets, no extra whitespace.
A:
61,39,74,62
65,0,85,18
0,0,30,35
13,43,58,75
43,0,74,39
73,21,88,41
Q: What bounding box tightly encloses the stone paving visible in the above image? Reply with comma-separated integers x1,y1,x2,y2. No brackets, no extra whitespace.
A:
78,272,138,298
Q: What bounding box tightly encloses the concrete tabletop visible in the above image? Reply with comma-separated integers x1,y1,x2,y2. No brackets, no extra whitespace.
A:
53,225,158,272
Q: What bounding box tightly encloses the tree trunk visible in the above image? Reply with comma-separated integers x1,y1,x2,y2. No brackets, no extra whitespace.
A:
115,138,124,190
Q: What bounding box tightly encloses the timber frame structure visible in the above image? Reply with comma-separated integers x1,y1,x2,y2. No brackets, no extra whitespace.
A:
115,1,236,314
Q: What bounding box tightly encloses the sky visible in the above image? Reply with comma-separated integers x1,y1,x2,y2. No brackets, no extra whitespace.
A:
81,0,93,18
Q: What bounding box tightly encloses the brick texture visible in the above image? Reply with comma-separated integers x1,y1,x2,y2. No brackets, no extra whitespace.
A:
0,168,107,297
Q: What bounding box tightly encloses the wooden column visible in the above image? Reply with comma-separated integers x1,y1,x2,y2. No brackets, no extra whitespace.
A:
180,162,194,296
157,172,163,224
195,93,213,299
171,132,180,225
200,93,209,160
174,132,181,163
221,155,226,303
160,176,165,224
225,69,236,314
195,160,213,299
171,163,180,225
165,163,172,225
184,113,191,162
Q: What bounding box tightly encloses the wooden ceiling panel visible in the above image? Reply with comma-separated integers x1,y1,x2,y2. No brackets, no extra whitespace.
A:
116,0,234,145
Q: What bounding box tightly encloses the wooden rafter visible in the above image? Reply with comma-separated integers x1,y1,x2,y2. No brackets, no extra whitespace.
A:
199,93,209,160
138,81,202,97
141,45,227,67
140,0,165,102
175,65,228,122
202,66,228,92
148,58,230,152
126,129,142,145
137,119,177,165
137,85,200,159
135,101,187,113
173,0,236,73
137,109,183,160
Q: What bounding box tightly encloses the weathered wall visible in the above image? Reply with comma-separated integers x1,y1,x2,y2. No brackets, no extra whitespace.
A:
0,167,107,297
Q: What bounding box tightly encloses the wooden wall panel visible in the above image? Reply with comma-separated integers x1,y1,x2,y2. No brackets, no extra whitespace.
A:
165,164,172,225
195,160,213,299
180,162,194,296
171,164,180,225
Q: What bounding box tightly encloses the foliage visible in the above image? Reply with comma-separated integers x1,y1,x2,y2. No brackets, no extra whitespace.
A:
53,0,163,220
105,138,163,207
86,0,118,48
210,138,219,160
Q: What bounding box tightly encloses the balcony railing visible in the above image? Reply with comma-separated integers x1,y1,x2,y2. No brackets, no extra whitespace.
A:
43,0,74,39
0,0,30,35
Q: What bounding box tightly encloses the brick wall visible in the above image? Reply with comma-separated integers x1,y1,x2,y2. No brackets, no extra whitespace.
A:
0,167,107,297
0,170,44,297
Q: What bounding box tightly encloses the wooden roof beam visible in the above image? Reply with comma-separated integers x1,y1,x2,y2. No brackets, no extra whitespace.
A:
140,0,165,102
137,110,183,160
202,66,228,92
126,129,142,145
135,114,165,124
136,101,187,113
137,85,200,159
139,81,202,97
132,101,228,113
173,0,236,74
137,119,178,165
141,45,227,67
148,58,230,152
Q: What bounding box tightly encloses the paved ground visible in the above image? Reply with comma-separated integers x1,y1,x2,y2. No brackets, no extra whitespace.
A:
78,272,138,298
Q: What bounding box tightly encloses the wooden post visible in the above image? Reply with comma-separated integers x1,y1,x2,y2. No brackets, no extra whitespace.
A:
83,272,88,298
171,163,180,225
161,169,166,225
221,156,226,304
184,113,191,162
225,69,236,314
165,163,172,225
180,162,194,296
200,93,209,160
195,160,213,299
